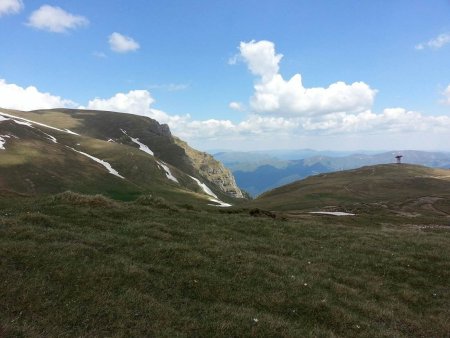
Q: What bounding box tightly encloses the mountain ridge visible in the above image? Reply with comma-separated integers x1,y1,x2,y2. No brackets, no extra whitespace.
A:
0,108,244,206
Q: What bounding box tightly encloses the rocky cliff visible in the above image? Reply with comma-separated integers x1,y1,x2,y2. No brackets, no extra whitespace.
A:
174,137,245,198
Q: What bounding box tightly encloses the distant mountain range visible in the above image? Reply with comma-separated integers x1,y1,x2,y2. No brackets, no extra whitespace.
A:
214,150,450,197
0,108,244,207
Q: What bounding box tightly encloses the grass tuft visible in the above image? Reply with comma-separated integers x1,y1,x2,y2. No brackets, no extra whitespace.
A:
134,194,175,210
51,191,117,208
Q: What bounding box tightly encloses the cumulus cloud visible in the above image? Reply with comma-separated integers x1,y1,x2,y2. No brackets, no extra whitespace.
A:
0,79,76,110
82,89,450,145
109,32,140,53
239,40,283,81
85,90,189,127
87,90,155,115
1,79,448,150
300,109,450,135
441,85,450,105
235,40,376,116
416,33,450,50
27,5,88,33
0,0,23,17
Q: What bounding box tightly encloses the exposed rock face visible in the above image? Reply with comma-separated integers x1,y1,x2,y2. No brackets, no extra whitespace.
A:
174,137,245,198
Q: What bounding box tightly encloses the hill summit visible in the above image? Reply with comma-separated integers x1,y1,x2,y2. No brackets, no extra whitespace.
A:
249,163,450,216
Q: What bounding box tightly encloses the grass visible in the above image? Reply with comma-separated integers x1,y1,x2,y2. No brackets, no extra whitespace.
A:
0,108,240,205
1,193,449,337
250,164,450,213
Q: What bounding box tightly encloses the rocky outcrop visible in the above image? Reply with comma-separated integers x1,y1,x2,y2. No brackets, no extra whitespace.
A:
174,137,245,198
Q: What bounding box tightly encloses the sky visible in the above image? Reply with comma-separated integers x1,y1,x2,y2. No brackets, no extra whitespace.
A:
0,0,449,151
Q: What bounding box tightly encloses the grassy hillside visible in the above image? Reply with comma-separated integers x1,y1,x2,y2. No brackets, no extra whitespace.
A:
218,150,450,197
0,108,243,205
249,164,450,215
0,193,449,337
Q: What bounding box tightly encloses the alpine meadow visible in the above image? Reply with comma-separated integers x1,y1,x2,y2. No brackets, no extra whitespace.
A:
1,1,450,337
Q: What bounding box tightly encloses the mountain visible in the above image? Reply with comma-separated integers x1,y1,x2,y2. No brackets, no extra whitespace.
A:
248,163,450,216
216,150,450,196
0,108,244,206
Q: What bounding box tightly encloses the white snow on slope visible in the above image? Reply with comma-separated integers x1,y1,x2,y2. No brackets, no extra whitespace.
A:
122,129,179,183
189,175,232,207
157,161,179,183
309,211,355,216
0,112,80,136
42,132,57,143
189,175,218,198
121,129,154,156
0,116,7,122
208,198,232,208
67,147,124,179
13,119,33,127
0,135,10,150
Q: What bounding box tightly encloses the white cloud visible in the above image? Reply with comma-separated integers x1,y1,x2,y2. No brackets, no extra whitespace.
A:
93,51,107,59
1,80,448,151
27,5,88,33
300,108,450,135
239,40,282,81
441,85,450,105
228,54,239,65
86,90,155,116
0,79,76,110
0,0,23,17
237,40,377,117
82,89,450,147
415,33,450,50
229,101,244,111
109,32,140,53
85,89,189,127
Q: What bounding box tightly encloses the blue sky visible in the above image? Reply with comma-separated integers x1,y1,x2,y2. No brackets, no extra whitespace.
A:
1,0,449,151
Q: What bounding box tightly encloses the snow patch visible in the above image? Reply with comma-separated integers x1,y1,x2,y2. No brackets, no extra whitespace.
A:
68,146,124,179
0,135,11,150
0,112,80,136
64,129,79,135
189,175,232,207
121,129,154,156
189,175,218,199
121,130,178,183
207,198,232,208
107,139,115,143
42,132,57,143
309,211,355,216
157,161,178,183
13,119,33,127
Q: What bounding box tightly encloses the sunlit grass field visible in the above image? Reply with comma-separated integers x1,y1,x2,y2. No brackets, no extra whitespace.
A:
1,193,449,337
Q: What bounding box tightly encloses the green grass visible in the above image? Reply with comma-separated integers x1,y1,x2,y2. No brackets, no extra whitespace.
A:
250,164,450,213
1,193,449,337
